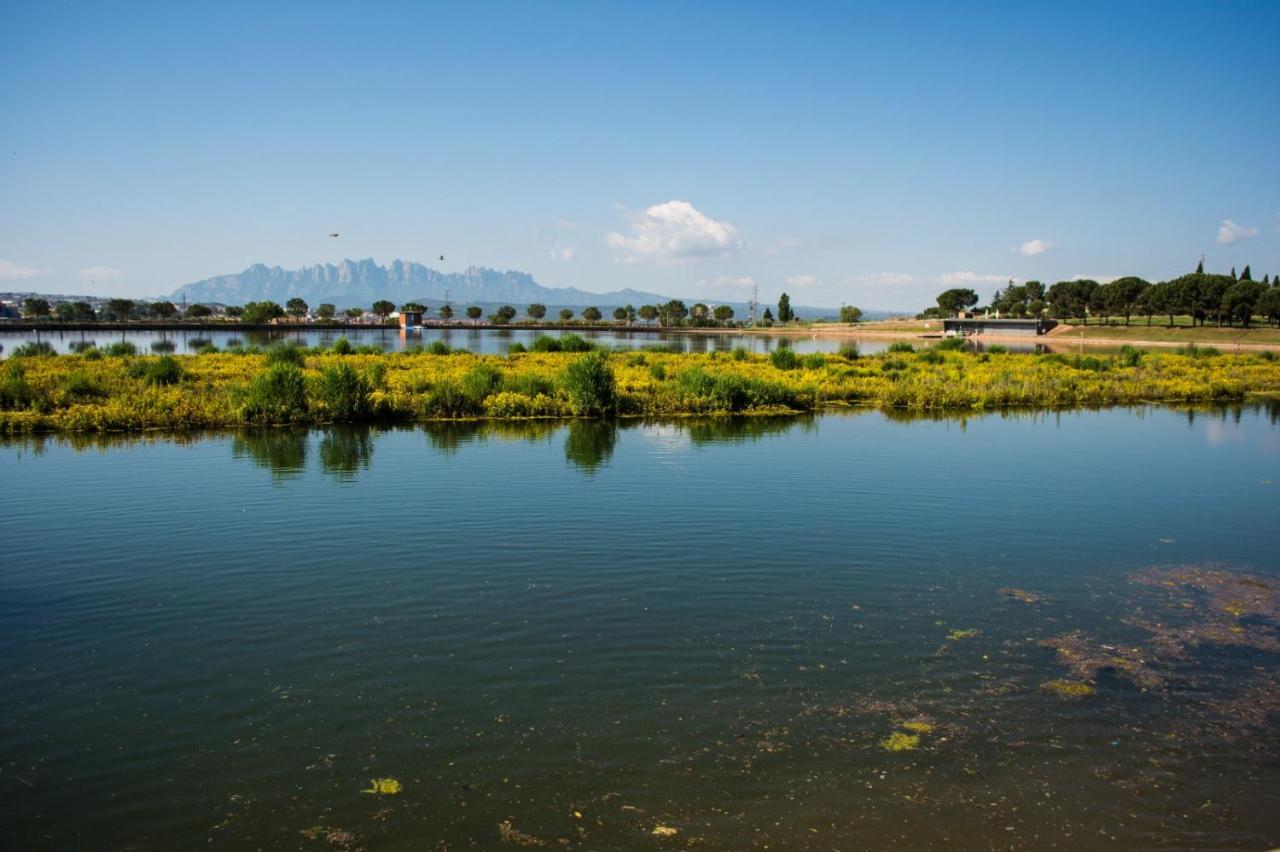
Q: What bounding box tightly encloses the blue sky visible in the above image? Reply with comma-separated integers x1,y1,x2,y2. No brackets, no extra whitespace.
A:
1,1,1277,308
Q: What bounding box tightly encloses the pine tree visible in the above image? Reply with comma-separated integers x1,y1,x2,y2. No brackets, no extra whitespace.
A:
1240,265,1252,281
1230,266,1237,280
777,292,793,323
1196,259,1204,274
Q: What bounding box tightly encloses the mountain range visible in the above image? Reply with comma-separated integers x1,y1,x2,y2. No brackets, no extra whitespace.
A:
170,259,844,316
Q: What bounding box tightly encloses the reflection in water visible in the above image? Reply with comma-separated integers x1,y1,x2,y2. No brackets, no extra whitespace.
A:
231,430,308,479
563,420,618,472
318,428,374,480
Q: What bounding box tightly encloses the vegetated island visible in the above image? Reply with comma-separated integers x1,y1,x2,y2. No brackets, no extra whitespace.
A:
2,335,1279,434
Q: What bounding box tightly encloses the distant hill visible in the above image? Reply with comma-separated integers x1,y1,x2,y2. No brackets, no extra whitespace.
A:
170,258,850,317
171,259,672,311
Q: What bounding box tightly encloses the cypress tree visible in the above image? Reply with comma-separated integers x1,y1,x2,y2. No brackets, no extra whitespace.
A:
1240,265,1252,281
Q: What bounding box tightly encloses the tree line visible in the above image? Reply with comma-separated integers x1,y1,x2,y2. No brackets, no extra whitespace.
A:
923,264,1280,327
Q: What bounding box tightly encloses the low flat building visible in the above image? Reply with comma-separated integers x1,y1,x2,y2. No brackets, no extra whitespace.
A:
942,317,1056,336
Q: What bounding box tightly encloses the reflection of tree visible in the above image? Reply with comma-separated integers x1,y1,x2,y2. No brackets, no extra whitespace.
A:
680,415,816,446
563,420,617,472
420,421,484,454
319,427,374,481
232,430,308,479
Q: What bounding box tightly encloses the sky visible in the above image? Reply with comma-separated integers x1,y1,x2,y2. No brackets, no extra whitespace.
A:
1,1,1277,309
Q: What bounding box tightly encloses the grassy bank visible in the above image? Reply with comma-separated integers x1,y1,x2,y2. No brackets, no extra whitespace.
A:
1048,323,1280,346
2,337,1279,433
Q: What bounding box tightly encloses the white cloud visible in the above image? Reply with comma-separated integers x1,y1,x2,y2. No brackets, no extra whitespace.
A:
80,266,124,282
0,260,44,281
548,245,576,262
847,271,915,286
939,271,1016,286
763,237,800,256
696,275,755,290
1217,219,1258,244
1072,274,1119,284
1017,239,1055,256
785,274,817,288
607,200,742,262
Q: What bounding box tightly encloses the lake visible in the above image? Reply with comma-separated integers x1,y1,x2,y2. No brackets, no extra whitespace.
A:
0,325,1048,357
2,406,1278,849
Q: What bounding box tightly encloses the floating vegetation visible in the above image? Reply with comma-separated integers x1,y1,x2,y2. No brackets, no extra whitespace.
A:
946,628,979,641
497,820,544,846
650,825,680,838
361,777,401,795
998,587,1047,605
901,720,934,733
881,731,921,751
1039,630,1161,690
301,825,355,847
1042,679,1096,698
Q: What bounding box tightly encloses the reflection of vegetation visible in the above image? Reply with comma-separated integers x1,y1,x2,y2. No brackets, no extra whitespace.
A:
679,414,815,446
231,430,308,479
319,427,373,480
563,420,617,472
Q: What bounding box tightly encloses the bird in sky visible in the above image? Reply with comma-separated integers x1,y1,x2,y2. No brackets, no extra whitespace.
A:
329,233,340,238
439,255,445,261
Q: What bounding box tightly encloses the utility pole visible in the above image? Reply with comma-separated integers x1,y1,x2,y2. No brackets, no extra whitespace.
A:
750,283,758,328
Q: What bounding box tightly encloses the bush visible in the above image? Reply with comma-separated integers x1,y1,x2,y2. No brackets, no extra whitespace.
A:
649,362,667,381
838,343,860,360
504,371,556,397
150,340,176,353
103,341,138,357
802,353,827,369
461,363,504,402
63,371,106,400
769,347,801,370
363,361,386,390
332,336,353,355
70,340,97,353
310,362,370,421
559,333,593,352
238,363,308,423
1118,344,1144,368
265,341,306,367
935,336,967,351
507,341,527,354
562,352,616,415
887,341,915,353
427,340,451,355
0,362,36,410
531,335,562,353
196,343,219,355
419,380,477,418
731,346,750,361
1176,343,1220,358
128,355,185,386
985,344,1009,354
917,349,944,364
12,341,56,357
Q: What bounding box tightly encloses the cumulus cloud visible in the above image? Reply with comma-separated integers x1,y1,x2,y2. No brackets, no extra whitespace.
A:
1017,239,1055,256
847,271,915,286
80,266,124,282
785,275,817,288
1217,219,1258,244
548,245,576,262
939,271,1015,286
607,200,742,262
696,275,755,290
0,260,44,281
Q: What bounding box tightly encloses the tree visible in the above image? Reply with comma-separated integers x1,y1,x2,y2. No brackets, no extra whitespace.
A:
286,298,309,318
1024,281,1046,302
658,299,688,327
241,301,285,324
105,298,136,320
22,298,51,318
493,305,517,324
558,307,574,321
637,304,658,322
935,288,979,315
761,307,774,326
1221,280,1265,327
438,304,454,321
466,306,483,323
1100,277,1149,325
625,304,637,324
371,300,396,318
777,292,793,323
612,306,628,322
1195,259,1204,274
1047,280,1096,322
400,302,427,315
526,303,547,321
224,305,244,318
1241,265,1252,281
713,304,735,324
839,305,863,324
184,303,213,319
691,302,709,324
345,307,364,320
1258,288,1280,327
54,302,77,321
317,303,336,320
150,301,177,319
583,306,602,322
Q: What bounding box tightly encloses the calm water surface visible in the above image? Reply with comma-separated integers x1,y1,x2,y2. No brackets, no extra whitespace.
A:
0,326,1045,357
2,407,1278,850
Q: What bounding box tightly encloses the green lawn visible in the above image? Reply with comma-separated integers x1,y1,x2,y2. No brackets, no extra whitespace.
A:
1053,321,1280,345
